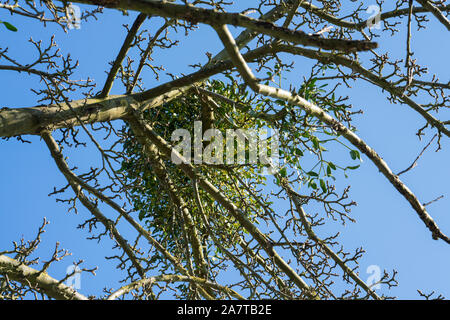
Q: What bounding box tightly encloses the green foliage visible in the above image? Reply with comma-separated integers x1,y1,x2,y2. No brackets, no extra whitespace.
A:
119,77,361,280
0,21,18,32
120,80,268,257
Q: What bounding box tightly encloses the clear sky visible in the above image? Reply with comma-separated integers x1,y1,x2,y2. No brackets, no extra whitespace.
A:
0,2,449,299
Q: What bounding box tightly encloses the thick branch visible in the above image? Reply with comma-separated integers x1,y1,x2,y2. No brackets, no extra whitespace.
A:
0,65,56,78
0,254,87,300
0,44,276,138
68,0,377,52
106,274,244,300
100,13,148,97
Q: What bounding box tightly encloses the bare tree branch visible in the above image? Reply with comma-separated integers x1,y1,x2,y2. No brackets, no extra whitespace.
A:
0,254,87,300
100,13,148,98
69,0,377,52
107,274,244,300
415,0,450,30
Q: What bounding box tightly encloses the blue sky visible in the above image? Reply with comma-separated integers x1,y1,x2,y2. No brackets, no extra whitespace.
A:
0,2,449,299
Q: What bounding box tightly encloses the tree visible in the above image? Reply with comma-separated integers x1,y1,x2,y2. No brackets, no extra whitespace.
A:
0,0,449,300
